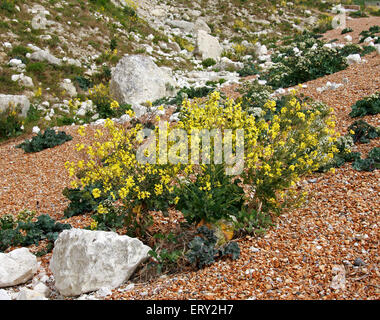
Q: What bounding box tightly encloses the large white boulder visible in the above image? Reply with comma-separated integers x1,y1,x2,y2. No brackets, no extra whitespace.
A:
0,248,38,288
194,30,222,61
0,94,30,117
49,228,151,296
109,54,176,106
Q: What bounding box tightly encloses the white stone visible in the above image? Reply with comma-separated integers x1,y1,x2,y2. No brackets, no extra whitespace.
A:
9,59,23,67
330,265,346,290
152,8,166,17
0,248,38,288
31,13,48,30
218,57,243,71
375,44,380,55
117,114,131,124
32,126,40,134
194,30,222,61
16,288,48,300
96,287,112,297
346,54,361,65
167,20,195,33
110,54,176,106
132,104,147,118
194,18,211,33
11,74,20,82
49,228,151,296
0,94,30,117
167,41,181,53
170,112,180,122
20,75,34,88
344,35,352,42
60,80,77,97
32,282,51,297
0,289,11,300
3,42,12,49
30,50,62,66
254,43,268,56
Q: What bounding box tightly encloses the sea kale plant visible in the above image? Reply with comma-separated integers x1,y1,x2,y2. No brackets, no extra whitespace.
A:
0,210,71,254
262,32,349,89
16,128,73,153
349,92,380,118
186,226,240,269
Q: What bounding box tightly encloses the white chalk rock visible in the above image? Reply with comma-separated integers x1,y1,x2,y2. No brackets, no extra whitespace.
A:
346,54,361,65
0,248,38,288
50,229,151,296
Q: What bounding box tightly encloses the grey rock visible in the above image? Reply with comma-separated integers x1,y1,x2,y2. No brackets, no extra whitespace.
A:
353,258,365,267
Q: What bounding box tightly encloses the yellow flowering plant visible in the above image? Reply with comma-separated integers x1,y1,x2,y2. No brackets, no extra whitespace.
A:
67,90,339,239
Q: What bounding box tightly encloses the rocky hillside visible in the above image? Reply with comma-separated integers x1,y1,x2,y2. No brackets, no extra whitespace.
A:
0,0,351,134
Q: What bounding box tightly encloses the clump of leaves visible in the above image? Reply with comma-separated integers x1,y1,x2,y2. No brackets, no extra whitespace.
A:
62,185,102,218
75,76,93,91
16,128,73,153
175,165,246,225
201,58,217,68
152,86,216,107
0,212,71,253
349,11,368,19
88,199,126,231
186,226,240,269
352,147,380,172
237,59,260,77
17,214,71,247
349,92,380,118
347,120,379,144
341,27,353,34
147,230,186,275
233,208,273,237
